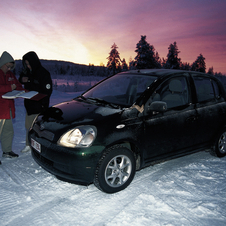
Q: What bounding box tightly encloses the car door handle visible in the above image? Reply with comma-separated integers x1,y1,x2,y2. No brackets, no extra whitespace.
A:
186,116,197,122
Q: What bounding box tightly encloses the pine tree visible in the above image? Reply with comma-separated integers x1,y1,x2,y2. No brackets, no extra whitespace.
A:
149,46,161,68
208,67,214,75
134,35,161,69
181,62,191,71
161,57,166,68
134,35,150,69
191,54,206,73
164,42,181,69
155,51,162,68
88,63,95,76
121,58,128,71
107,43,121,75
129,57,136,70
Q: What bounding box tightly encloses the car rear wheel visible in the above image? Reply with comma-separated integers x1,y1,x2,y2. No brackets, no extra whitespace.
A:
213,129,226,158
94,145,136,193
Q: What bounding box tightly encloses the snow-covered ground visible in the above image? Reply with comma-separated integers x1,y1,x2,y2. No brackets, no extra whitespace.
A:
0,90,226,226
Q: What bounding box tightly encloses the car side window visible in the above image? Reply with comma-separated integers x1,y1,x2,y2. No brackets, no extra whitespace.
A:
193,77,218,102
152,77,189,109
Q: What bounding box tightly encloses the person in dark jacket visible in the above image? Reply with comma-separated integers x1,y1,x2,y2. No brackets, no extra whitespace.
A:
19,51,52,153
0,51,23,162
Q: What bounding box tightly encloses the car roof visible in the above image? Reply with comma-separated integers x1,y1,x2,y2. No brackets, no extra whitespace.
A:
121,69,208,78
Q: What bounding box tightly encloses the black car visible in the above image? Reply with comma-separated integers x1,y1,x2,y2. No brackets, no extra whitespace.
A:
29,69,226,193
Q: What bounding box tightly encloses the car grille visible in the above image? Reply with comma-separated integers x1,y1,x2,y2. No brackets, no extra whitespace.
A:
33,124,55,141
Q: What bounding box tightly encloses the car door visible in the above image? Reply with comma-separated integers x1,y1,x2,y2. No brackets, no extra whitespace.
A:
141,75,199,162
192,75,226,145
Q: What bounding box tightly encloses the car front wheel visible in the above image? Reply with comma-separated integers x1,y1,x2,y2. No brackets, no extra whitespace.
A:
213,129,226,157
94,145,136,193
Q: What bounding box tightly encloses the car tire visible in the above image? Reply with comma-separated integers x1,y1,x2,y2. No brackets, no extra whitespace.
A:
94,145,136,193
213,129,226,158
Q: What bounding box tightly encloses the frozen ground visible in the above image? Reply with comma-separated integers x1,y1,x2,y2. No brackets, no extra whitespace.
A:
0,90,226,226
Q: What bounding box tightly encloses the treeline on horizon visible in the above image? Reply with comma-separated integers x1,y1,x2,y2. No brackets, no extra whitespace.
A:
13,35,224,80
106,35,224,77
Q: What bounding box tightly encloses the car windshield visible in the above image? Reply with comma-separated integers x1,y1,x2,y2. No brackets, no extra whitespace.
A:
82,73,157,107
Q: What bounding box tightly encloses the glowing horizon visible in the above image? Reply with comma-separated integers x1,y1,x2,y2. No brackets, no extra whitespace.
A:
1,0,225,74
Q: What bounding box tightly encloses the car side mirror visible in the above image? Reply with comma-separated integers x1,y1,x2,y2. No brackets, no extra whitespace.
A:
148,101,167,113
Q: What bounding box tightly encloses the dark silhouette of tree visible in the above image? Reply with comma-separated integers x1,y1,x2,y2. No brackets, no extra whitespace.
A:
107,43,121,75
181,62,191,71
191,54,206,73
60,65,67,75
134,35,149,69
129,57,136,70
208,67,214,75
121,58,128,71
134,35,161,69
88,63,95,76
161,57,166,68
155,51,162,68
164,42,181,69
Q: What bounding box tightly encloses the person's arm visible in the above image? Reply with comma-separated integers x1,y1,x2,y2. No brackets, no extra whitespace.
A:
11,72,24,91
0,72,22,93
0,83,14,93
19,72,29,84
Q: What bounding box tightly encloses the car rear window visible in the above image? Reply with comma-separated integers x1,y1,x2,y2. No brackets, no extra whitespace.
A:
193,76,220,102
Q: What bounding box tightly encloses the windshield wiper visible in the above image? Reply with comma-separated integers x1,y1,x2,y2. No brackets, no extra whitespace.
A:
75,95,87,101
87,97,120,109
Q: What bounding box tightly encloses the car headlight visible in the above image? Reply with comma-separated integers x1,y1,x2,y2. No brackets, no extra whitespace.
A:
58,125,97,148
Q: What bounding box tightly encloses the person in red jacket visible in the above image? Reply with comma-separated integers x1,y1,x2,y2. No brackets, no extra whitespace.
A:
0,51,23,164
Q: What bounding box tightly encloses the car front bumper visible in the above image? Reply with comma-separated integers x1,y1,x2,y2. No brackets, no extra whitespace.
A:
29,133,105,185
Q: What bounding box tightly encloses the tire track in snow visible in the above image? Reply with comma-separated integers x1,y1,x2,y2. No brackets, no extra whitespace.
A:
0,156,91,226
3,195,69,226
0,157,62,225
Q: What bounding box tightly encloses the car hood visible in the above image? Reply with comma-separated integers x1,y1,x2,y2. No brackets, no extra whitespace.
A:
40,99,122,125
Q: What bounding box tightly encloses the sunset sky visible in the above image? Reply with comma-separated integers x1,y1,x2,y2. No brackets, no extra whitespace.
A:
1,0,226,74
